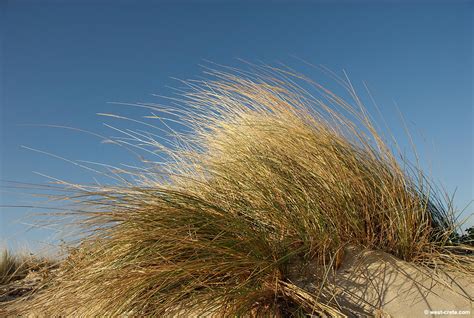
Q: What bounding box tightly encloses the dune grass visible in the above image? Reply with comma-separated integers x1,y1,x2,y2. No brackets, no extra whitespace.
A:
0,250,27,286
1,247,55,312
0,248,55,288
6,65,473,316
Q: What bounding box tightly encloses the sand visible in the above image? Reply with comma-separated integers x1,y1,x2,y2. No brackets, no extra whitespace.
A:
323,247,473,317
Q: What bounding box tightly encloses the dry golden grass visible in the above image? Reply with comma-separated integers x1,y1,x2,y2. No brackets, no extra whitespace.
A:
5,65,473,316
0,250,26,286
1,248,55,309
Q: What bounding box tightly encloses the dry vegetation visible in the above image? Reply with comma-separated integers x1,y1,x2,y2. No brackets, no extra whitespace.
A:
3,65,473,316
0,249,55,305
0,250,26,286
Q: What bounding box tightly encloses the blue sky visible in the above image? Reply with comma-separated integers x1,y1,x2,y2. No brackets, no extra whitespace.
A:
1,0,472,250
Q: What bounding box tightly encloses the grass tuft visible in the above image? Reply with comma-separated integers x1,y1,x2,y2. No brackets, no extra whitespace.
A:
0,250,27,286
6,65,473,316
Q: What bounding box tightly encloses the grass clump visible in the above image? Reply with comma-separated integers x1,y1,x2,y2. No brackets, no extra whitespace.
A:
6,65,473,316
0,250,27,286
1,248,54,309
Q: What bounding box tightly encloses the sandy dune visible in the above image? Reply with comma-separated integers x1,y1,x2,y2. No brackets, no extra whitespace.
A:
323,248,473,317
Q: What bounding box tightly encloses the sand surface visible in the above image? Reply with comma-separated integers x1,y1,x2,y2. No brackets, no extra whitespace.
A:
324,248,473,317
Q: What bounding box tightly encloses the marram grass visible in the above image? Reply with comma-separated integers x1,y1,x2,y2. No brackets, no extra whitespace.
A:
1,248,54,306
5,65,473,317
0,250,26,286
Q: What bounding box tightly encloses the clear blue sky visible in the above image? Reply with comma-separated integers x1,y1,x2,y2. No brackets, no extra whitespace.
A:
1,0,472,251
